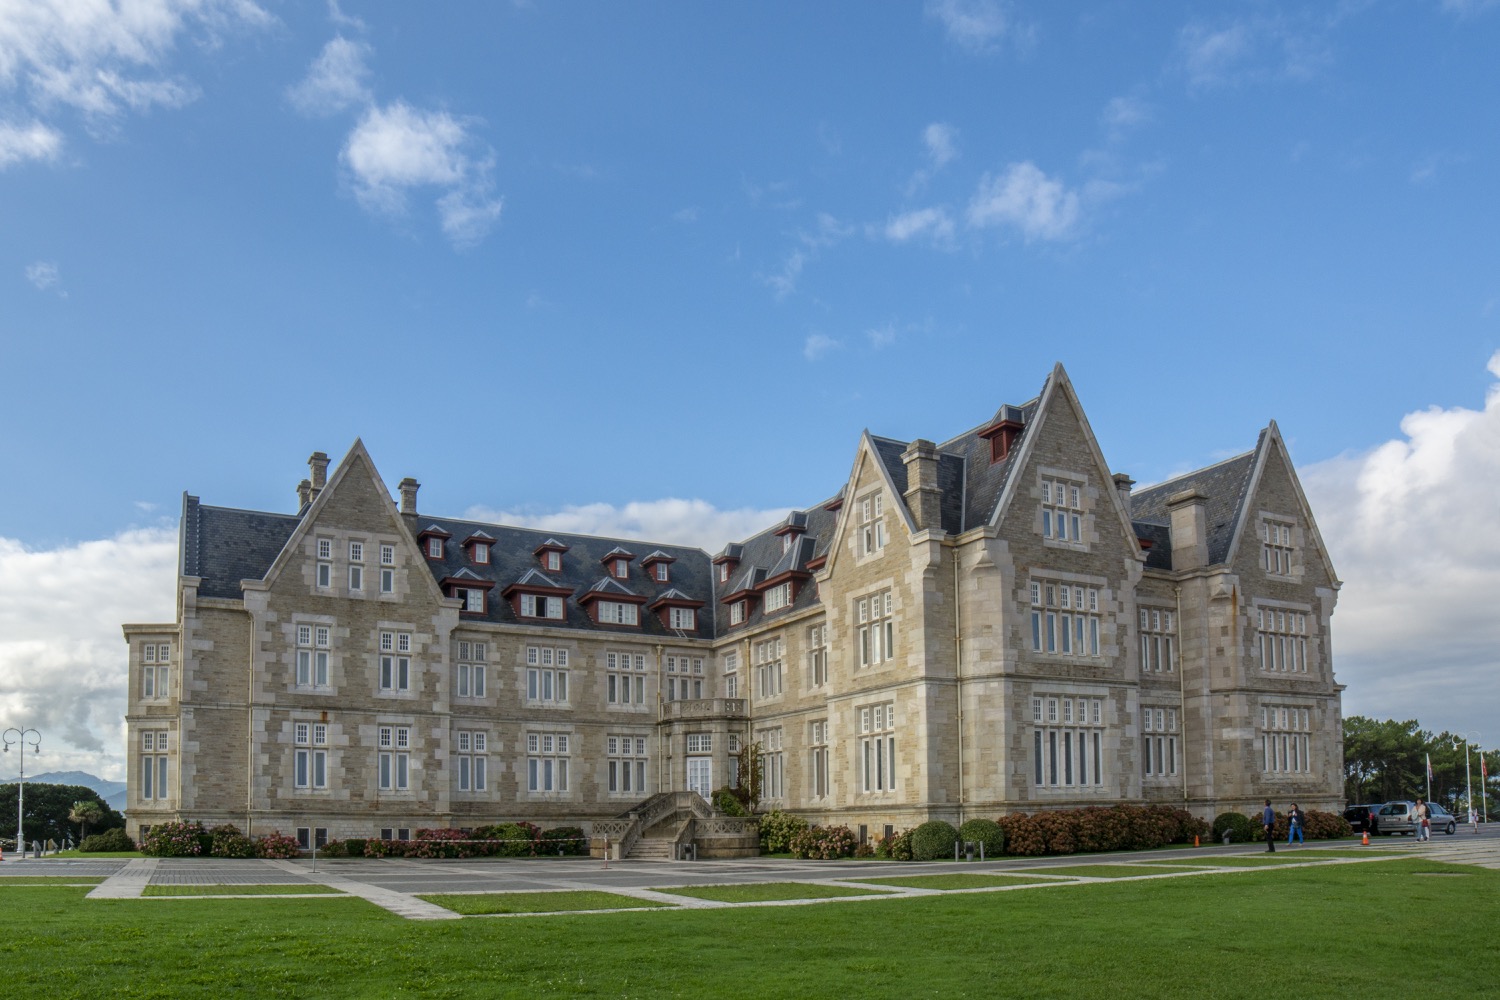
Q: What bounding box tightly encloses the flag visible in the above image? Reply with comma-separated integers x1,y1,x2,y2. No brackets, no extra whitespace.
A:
1484,754,1489,780
1427,753,1433,783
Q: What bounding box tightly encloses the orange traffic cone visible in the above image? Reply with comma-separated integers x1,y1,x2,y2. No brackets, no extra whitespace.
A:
1194,835,1200,847
1361,830,1369,846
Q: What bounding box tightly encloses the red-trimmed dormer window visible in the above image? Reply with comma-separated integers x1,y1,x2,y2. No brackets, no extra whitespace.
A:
602,547,634,581
418,525,452,561
730,601,746,625
463,531,495,566
642,551,675,584
649,589,703,633
534,539,569,573
719,564,730,583
442,570,494,615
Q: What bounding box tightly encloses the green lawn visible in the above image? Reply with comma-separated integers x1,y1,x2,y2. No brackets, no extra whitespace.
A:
143,884,344,896
851,872,1054,890
654,882,889,902
420,891,673,914
0,876,106,885
1,859,1495,998
1011,864,1198,878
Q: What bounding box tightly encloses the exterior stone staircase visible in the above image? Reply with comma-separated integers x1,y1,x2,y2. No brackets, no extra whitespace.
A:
591,791,759,860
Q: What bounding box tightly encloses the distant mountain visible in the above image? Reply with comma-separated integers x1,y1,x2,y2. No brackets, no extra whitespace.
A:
0,771,127,811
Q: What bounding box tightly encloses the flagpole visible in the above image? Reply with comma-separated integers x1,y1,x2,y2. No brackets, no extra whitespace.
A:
1425,752,1431,804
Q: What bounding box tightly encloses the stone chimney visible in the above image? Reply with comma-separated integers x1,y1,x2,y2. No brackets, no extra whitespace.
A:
1167,488,1209,571
398,477,420,515
308,452,330,499
296,479,313,508
1112,472,1135,510
901,439,943,534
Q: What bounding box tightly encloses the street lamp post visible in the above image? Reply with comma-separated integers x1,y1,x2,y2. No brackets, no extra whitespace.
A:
3,727,43,857
1455,731,1481,829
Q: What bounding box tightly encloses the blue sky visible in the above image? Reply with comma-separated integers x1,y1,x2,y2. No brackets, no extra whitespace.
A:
3,1,1499,778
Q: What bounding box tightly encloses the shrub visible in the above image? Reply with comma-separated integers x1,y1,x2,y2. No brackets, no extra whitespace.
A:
997,813,1046,856
541,826,588,856
1213,811,1261,844
712,787,749,817
853,842,876,858
140,821,206,857
789,824,857,860
209,824,256,859
79,828,135,853
958,818,1005,857
255,832,302,859
473,822,540,857
1303,809,1351,840
342,838,367,857
909,820,960,861
877,829,913,861
758,810,809,854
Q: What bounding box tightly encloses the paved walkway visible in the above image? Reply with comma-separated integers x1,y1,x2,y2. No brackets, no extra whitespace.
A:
4,826,1495,921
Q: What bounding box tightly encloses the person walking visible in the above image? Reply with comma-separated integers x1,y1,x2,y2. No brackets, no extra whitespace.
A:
1414,799,1430,842
1286,803,1305,846
1470,805,1480,833
1263,799,1277,852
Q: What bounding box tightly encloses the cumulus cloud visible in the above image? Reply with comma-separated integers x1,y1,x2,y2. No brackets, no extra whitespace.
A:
882,206,956,245
0,119,63,168
287,36,372,116
462,499,792,556
867,323,897,349
925,0,1030,53
1177,16,1330,90
923,123,959,169
760,213,851,299
341,101,503,247
24,260,61,292
1300,350,1500,733
803,333,840,361
966,161,1080,241
0,0,267,130
0,528,178,781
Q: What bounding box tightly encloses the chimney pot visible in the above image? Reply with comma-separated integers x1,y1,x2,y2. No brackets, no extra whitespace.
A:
398,477,420,515
296,479,312,508
308,451,330,491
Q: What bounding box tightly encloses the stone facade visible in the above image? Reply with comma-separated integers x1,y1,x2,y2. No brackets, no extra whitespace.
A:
123,364,1344,846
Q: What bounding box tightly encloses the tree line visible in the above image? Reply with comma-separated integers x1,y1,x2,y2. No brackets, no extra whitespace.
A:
1343,716,1497,812
0,783,125,848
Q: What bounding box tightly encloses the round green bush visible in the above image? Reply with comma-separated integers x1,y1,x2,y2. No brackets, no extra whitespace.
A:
1212,811,1260,844
909,819,960,861
712,787,749,817
958,818,1005,857
79,828,135,852
758,810,809,854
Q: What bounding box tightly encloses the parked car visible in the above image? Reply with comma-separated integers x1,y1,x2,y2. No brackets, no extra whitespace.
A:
1344,804,1381,834
1375,801,1458,836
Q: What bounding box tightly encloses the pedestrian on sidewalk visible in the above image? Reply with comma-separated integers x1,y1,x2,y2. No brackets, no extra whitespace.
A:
1286,803,1305,846
1263,799,1277,853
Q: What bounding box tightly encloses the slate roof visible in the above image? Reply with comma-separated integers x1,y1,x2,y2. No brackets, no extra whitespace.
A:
182,496,300,601
1129,449,1258,566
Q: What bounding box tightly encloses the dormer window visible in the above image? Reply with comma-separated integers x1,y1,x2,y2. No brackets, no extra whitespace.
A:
730,601,746,625
462,531,495,566
428,538,444,558
719,564,730,583
642,551,675,584
474,544,489,564
442,569,494,615
418,525,452,561
613,560,628,579
546,550,560,571
503,569,573,622
521,594,565,619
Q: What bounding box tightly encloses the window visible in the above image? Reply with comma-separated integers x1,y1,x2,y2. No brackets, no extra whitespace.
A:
1262,520,1295,576
349,564,363,592
753,637,783,698
457,587,486,614
719,563,730,583
140,730,169,801
1029,580,1101,658
597,600,638,625
544,550,561,572
317,538,332,560
807,624,828,687
686,732,712,754
527,732,570,792
1141,707,1178,778
810,720,830,798
723,651,739,699
295,624,331,689
378,631,411,693
668,607,696,630
295,827,328,850
860,704,897,793
763,581,792,613
519,594,564,619
455,641,487,699
606,650,647,705
1041,477,1084,543
427,537,444,559
526,646,570,704
349,541,363,563
1032,695,1105,789
377,725,410,790
141,642,171,699
859,493,886,556
729,600,746,626
380,545,395,566
1261,704,1312,775
654,562,669,582
607,735,648,793
316,557,331,589
294,721,328,789
857,590,895,667
1139,607,1176,673
473,544,489,565
757,727,784,799
664,655,705,701
1257,608,1309,673
611,558,629,579
456,730,488,791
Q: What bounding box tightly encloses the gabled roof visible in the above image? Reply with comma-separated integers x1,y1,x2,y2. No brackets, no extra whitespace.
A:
181,495,300,600
1130,450,1257,566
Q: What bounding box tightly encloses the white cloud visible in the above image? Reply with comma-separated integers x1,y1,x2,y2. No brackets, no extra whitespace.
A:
1101,95,1150,135
287,36,373,116
882,206,955,245
1300,350,1500,733
924,123,959,169
1177,16,1330,91
803,333,840,361
925,0,1029,53
763,248,806,299
24,260,60,292
966,161,1080,241
867,323,897,349
341,101,503,247
0,118,63,168
0,528,178,781
1441,0,1500,16
0,0,267,127
462,499,792,556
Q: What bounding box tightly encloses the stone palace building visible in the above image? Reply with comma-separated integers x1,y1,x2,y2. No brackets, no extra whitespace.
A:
123,364,1344,853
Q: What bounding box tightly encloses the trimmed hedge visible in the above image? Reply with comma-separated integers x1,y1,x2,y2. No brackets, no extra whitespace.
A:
910,820,961,861
79,828,135,853
1000,805,1212,857
958,818,1005,857
1213,811,1261,844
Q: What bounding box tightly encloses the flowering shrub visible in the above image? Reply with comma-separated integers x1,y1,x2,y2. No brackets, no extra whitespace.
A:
255,832,302,859
209,824,256,858
998,805,1211,857
853,842,876,858
758,810,809,854
789,824,857,860
877,829,913,861
140,821,206,857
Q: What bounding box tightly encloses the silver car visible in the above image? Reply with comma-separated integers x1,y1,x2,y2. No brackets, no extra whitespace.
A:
1375,800,1457,836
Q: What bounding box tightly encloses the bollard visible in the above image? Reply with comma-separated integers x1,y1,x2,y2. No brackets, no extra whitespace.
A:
979,842,985,862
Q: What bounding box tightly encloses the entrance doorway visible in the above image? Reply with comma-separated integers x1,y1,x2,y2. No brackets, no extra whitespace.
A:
687,757,712,799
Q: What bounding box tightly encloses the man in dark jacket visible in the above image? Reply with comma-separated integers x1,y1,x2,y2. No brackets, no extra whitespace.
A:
1263,799,1277,852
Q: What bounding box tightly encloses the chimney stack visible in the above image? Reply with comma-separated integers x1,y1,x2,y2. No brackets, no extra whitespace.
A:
901,439,943,534
1112,472,1135,510
1166,489,1209,571
398,477,420,515
296,479,312,508
308,451,330,499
